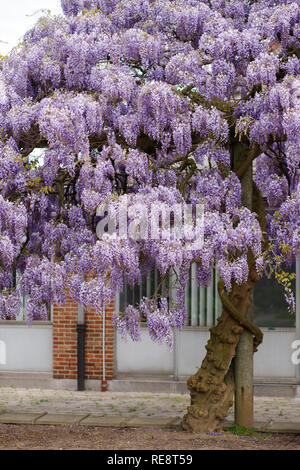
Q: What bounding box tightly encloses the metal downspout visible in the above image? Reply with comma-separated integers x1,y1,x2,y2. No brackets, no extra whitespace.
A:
101,307,107,391
76,303,86,391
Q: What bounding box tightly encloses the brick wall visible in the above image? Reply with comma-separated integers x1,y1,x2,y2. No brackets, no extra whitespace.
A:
53,293,115,381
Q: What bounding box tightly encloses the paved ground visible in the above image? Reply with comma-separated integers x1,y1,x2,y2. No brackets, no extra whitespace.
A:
0,387,299,431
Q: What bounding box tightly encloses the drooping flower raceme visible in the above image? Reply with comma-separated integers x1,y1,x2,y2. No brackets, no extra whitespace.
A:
0,0,298,337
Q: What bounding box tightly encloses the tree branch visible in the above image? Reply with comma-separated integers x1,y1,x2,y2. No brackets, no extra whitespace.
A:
217,279,263,352
236,144,261,180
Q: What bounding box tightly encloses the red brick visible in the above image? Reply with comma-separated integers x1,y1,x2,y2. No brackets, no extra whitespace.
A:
53,289,115,380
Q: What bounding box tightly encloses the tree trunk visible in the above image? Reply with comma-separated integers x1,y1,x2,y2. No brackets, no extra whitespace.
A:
182,269,261,433
234,296,254,427
182,144,266,433
233,143,254,427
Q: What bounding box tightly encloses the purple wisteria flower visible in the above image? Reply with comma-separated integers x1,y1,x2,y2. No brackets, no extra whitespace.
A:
0,0,298,328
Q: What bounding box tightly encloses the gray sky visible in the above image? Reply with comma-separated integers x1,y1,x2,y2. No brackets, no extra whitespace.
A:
0,1,62,55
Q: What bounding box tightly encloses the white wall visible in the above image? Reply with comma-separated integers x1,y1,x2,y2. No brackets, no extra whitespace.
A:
116,328,173,376
0,322,296,379
116,327,297,380
176,329,210,377
253,329,296,378
0,323,53,372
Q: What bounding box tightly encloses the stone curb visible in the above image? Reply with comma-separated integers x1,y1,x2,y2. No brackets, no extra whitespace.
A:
0,412,47,424
80,415,130,427
35,413,90,425
0,412,299,433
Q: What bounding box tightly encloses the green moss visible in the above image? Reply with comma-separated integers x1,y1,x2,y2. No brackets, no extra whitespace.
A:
224,423,270,438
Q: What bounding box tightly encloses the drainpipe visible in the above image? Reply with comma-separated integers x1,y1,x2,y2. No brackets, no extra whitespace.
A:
296,254,300,383
77,303,86,391
101,307,107,392
169,269,179,383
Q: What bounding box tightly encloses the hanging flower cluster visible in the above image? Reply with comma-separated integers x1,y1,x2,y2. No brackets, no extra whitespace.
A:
0,0,298,330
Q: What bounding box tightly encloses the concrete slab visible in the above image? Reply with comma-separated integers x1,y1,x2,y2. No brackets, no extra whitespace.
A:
167,416,183,428
266,422,300,433
108,378,300,397
0,412,46,424
223,420,271,431
108,379,188,394
125,416,174,427
80,415,128,427
222,420,300,434
35,413,90,425
117,416,135,427
0,410,299,433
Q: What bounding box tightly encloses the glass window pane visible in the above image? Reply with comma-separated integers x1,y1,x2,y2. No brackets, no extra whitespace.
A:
253,261,296,328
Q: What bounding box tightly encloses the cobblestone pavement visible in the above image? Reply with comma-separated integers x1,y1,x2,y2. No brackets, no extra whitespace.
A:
0,387,299,424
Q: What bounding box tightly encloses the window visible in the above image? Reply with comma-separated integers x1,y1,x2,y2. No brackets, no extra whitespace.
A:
253,206,296,328
119,262,297,329
118,264,222,327
253,260,296,328
1,270,52,322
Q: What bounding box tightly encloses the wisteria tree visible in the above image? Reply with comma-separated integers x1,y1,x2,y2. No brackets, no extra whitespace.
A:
0,0,299,432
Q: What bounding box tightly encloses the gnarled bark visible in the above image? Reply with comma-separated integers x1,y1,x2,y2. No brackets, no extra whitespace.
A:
182,269,263,433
